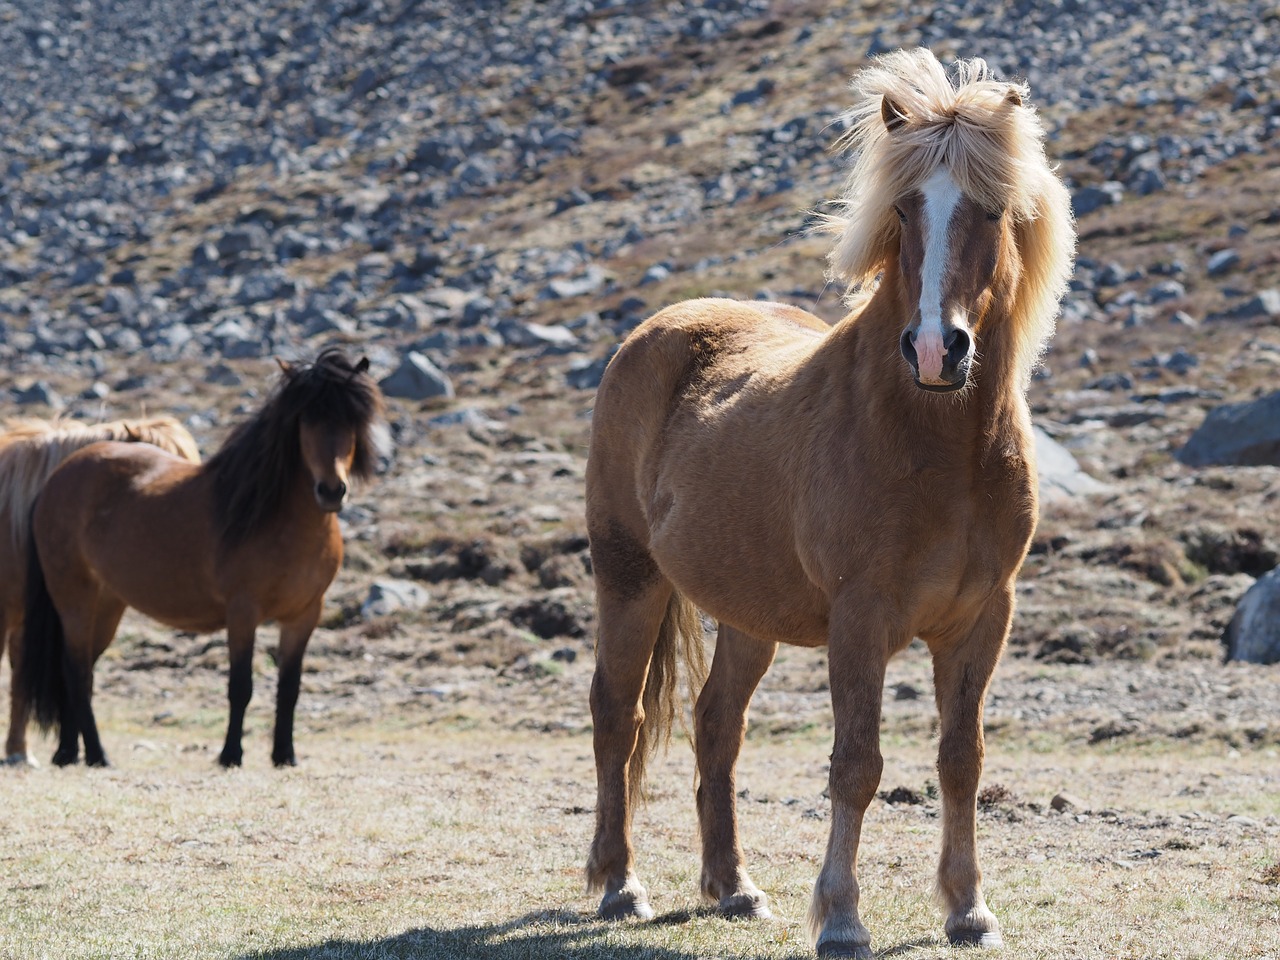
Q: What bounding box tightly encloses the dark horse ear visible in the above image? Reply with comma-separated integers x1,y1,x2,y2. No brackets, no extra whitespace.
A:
1004,86,1023,107
355,357,370,374
275,357,295,375
881,94,910,132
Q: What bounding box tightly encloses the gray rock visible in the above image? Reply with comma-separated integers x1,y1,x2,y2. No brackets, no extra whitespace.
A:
12,380,64,409
1223,567,1280,664
1177,391,1280,466
1035,427,1108,503
497,319,578,350
1218,289,1280,321
566,352,615,391
540,265,607,300
1147,280,1186,303
1206,249,1240,276
361,578,432,619
379,351,454,401
1071,182,1124,217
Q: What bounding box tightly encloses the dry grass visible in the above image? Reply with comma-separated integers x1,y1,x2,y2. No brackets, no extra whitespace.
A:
2,695,1277,960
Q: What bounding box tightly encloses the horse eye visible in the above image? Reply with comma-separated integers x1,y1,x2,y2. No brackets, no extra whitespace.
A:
986,209,1004,222
894,205,907,225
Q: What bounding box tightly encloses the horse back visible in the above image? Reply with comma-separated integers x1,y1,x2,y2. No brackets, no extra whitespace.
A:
32,441,225,631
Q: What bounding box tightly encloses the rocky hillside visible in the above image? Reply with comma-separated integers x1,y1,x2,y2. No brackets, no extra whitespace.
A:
1,0,1278,741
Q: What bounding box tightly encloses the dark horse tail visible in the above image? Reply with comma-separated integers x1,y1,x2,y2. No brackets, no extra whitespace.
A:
16,523,67,732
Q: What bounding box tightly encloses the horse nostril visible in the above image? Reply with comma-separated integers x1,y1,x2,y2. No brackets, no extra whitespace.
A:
900,329,918,368
944,327,972,360
315,480,347,502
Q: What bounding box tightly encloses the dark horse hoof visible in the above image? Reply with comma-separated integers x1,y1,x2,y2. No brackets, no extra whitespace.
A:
85,754,110,768
51,748,79,767
218,750,243,768
816,939,873,959
272,753,297,768
598,890,655,921
949,929,1004,948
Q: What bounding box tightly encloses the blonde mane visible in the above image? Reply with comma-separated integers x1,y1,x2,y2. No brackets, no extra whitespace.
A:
0,415,201,555
825,48,1076,379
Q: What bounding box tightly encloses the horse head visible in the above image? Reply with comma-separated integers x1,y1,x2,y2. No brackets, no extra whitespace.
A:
881,89,1024,393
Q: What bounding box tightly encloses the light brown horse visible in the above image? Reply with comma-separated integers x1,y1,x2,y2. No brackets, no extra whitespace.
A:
17,349,387,768
0,415,201,766
584,49,1074,956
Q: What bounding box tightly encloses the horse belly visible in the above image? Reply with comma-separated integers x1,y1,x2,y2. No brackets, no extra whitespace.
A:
649,515,829,646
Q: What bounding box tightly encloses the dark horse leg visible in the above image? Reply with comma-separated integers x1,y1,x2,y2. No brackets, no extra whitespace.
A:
219,606,257,768
928,584,1013,948
271,604,320,768
696,624,777,918
807,595,897,959
586,548,675,921
57,599,124,768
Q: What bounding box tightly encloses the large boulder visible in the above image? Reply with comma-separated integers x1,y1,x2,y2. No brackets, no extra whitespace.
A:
1223,567,1280,664
1034,427,1108,503
1177,391,1280,466
379,351,454,401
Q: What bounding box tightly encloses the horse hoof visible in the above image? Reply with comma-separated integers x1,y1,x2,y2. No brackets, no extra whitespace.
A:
2,753,38,768
816,939,873,959
218,751,243,768
272,754,297,768
717,891,771,920
86,755,110,768
598,890,655,921
51,750,79,767
949,929,1004,948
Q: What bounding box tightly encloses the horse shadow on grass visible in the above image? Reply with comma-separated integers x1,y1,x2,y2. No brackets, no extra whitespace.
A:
238,908,942,959
238,907,799,959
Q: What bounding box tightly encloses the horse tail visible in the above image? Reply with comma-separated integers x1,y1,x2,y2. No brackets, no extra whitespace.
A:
628,591,709,806
16,523,67,732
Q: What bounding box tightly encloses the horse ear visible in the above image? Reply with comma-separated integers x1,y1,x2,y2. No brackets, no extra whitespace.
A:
275,357,294,375
1004,87,1023,107
355,357,370,374
881,94,910,132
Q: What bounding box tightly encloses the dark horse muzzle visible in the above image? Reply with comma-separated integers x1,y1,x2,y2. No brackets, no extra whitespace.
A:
314,480,347,512
900,321,973,393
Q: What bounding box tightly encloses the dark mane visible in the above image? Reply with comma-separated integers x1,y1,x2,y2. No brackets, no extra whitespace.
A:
207,348,386,547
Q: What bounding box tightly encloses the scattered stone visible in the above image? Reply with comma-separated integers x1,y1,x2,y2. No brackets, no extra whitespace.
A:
379,351,455,401
1072,182,1124,217
1177,391,1280,466
361,578,432,619
1050,792,1086,813
1034,427,1108,502
878,786,924,805
1206,249,1240,276
1223,567,1280,665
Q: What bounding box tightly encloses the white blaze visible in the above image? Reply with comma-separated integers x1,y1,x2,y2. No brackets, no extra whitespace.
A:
915,167,962,383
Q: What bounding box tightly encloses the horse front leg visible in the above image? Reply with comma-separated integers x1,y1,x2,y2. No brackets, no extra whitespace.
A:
807,601,895,959
271,602,321,768
4,618,33,764
219,605,258,768
928,583,1014,948
696,624,776,918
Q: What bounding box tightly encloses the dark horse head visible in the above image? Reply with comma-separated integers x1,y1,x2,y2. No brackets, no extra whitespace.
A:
209,348,387,545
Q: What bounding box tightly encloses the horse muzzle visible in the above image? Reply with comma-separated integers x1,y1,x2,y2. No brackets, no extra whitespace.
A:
313,480,348,512
900,321,973,393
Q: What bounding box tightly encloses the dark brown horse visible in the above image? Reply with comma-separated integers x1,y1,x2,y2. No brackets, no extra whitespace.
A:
17,349,387,768
584,49,1074,956
0,415,201,766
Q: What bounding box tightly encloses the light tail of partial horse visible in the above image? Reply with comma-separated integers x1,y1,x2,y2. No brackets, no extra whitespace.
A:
628,592,709,807
16,523,68,734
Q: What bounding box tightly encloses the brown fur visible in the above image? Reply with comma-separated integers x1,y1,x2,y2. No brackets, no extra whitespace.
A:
583,48,1075,951
13,352,386,769
0,416,201,764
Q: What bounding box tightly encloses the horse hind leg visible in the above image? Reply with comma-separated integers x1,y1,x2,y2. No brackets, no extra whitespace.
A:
4,613,36,766
58,598,125,768
586,523,680,921
696,624,776,919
